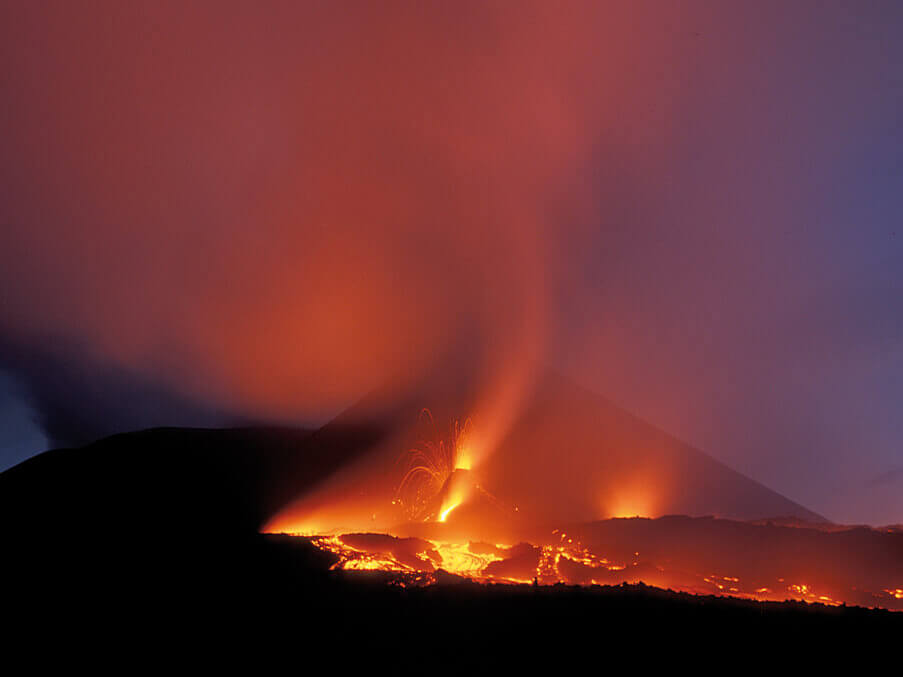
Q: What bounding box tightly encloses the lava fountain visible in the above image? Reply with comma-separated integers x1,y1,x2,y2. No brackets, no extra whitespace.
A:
395,410,475,522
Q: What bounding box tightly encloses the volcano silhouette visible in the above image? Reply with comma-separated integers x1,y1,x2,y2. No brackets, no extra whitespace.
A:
308,371,826,530
0,371,823,544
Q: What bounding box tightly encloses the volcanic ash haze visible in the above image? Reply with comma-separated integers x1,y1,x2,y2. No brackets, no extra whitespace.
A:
2,0,629,423
0,1,709,477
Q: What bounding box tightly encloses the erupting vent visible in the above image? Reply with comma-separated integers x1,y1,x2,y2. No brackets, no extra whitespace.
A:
395,411,474,521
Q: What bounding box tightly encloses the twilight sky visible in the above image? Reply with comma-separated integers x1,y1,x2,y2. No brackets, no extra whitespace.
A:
1,1,901,524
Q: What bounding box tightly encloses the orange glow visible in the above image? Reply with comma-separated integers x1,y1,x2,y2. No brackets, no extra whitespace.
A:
609,504,651,519
596,463,671,520
267,523,903,611
265,414,902,611
606,488,657,519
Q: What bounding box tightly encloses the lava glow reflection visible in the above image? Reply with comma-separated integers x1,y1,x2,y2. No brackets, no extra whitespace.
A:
605,479,659,519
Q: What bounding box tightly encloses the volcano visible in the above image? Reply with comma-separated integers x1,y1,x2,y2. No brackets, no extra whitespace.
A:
0,372,825,543
2,372,900,654
1,372,826,549
268,372,825,538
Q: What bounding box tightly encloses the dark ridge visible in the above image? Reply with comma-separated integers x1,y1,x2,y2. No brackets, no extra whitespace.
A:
0,421,389,539
6,533,899,662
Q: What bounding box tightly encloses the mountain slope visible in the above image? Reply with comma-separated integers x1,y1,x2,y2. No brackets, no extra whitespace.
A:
481,373,825,523
301,371,826,527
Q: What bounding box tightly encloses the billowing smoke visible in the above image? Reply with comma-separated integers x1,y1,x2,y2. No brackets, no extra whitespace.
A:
3,2,902,524
0,2,685,450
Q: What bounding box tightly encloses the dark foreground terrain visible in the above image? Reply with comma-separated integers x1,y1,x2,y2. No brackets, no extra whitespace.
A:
3,422,901,664
5,529,901,665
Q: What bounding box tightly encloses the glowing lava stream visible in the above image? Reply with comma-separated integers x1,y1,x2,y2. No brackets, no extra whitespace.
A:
287,529,881,610
270,496,903,610
438,502,459,523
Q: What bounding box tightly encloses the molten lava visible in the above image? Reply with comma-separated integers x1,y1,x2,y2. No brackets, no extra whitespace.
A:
285,526,902,611
265,413,903,612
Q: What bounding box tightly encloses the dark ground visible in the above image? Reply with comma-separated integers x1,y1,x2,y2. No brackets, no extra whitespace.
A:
2,426,900,665
5,528,901,666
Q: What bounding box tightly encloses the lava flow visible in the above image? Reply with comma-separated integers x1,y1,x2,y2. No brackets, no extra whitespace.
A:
265,414,903,612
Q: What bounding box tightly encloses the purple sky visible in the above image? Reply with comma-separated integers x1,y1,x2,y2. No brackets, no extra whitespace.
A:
1,1,901,524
